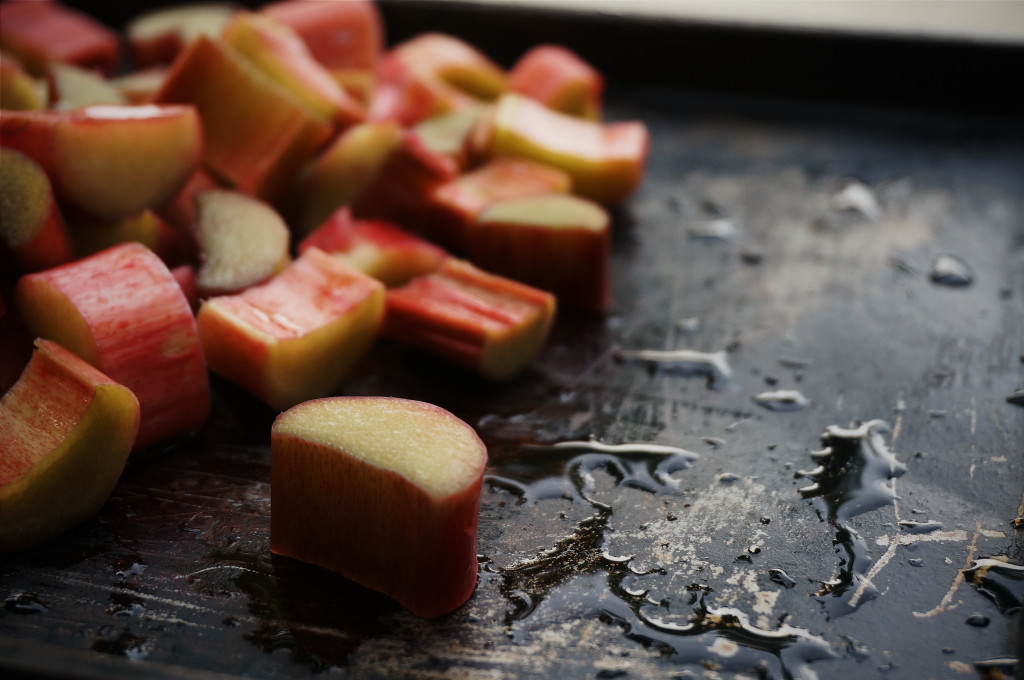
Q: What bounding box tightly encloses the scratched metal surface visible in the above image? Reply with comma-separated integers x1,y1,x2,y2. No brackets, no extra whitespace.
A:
3,12,1024,680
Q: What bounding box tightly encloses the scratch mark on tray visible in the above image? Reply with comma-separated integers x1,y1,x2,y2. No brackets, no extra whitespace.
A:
913,523,982,618
849,529,968,609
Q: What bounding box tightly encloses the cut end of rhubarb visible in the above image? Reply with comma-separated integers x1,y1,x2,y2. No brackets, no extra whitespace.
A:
479,193,608,231
275,397,486,499
194,190,291,297
271,396,487,617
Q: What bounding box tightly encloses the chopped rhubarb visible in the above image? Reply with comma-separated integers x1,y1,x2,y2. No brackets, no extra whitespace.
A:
0,339,139,552
384,259,556,380
197,248,385,410
16,242,210,451
471,93,648,205
423,156,572,251
299,208,447,287
0,147,74,274
0,1,119,76
507,45,604,119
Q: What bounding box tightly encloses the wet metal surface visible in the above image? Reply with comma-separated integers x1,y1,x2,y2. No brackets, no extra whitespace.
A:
2,67,1023,680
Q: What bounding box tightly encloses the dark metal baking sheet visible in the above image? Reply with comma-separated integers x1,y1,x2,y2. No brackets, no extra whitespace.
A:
2,3,1023,679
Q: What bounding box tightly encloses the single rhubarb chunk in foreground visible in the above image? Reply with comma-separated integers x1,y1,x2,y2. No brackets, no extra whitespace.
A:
0,147,74,274
154,35,332,203
16,243,210,451
471,94,648,205
384,259,556,381
507,45,604,119
0,339,139,553
271,396,488,618
423,156,572,251
299,208,447,287
0,1,119,76
0,105,202,220
194,190,291,298
197,248,385,410
126,2,238,68
472,194,611,313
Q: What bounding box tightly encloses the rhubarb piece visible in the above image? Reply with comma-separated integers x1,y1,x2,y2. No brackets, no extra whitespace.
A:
413,105,488,169
220,11,364,127
0,339,139,552
471,93,648,205
384,259,556,380
0,55,46,111
352,131,459,232
126,2,238,68
197,248,384,410
288,120,403,236
263,0,382,73
48,63,126,111
110,67,168,104
171,264,199,311
299,208,447,287
154,35,333,203
16,242,210,451
472,194,611,313
69,209,190,266
387,33,505,101
194,190,291,297
423,156,572,251
370,54,481,127
158,165,223,234
0,147,74,273
271,396,487,618
0,1,119,75
507,45,603,119
1,105,202,220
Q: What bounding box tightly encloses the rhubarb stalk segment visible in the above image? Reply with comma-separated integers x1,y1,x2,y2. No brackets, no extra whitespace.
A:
271,396,488,618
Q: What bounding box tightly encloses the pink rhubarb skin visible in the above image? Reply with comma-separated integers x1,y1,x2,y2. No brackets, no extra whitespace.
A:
270,396,487,618
424,156,572,252
384,259,557,381
507,45,604,119
16,242,210,451
197,247,385,410
298,208,448,287
0,339,139,552
0,1,119,75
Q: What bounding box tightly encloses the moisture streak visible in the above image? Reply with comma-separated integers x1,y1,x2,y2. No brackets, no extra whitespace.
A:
796,420,906,618
615,348,733,389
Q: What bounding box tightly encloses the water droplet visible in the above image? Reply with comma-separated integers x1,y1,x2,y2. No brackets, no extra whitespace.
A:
898,520,943,534
1006,389,1024,407
718,473,740,484
753,390,810,412
964,613,990,627
747,546,761,555
687,218,737,241
3,592,48,614
830,179,882,221
615,348,733,390
760,517,772,525
676,317,701,333
701,437,725,449
768,569,797,589
929,255,973,287
739,249,763,265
